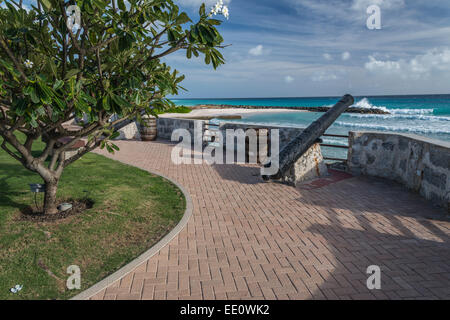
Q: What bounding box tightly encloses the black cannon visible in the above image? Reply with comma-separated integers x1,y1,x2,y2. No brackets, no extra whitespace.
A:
263,94,355,181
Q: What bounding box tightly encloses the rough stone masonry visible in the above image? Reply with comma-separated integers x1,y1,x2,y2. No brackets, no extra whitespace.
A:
348,131,450,211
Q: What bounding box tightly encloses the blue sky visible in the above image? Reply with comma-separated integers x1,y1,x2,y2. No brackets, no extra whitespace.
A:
167,0,450,98
8,0,450,98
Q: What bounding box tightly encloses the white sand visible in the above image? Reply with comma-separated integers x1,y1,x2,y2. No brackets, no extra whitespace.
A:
160,108,304,119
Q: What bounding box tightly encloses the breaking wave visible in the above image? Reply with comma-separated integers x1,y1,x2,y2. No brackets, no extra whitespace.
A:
350,97,436,116
334,121,450,135
346,113,450,122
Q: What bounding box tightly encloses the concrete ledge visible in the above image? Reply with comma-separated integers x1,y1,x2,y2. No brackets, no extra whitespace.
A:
71,167,193,300
348,131,450,211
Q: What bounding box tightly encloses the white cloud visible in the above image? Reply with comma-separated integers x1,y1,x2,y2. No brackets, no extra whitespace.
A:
365,56,401,72
351,0,405,11
364,48,450,79
342,51,351,61
323,53,333,61
249,45,264,56
284,75,295,83
312,71,338,82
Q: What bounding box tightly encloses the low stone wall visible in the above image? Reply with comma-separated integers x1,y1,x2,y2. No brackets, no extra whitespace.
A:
156,117,204,140
220,122,304,151
156,117,304,150
348,131,450,210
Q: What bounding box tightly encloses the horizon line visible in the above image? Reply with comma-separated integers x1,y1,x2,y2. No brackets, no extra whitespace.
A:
171,93,450,100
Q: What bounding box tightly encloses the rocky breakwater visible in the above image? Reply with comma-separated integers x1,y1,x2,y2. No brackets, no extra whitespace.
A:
191,104,390,115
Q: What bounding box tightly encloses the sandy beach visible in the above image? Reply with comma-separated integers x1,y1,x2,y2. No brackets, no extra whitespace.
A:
160,108,304,119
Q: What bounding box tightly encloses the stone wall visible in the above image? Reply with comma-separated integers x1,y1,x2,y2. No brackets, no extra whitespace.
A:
116,122,141,140
220,122,304,151
156,117,304,151
348,131,450,210
156,117,204,140
279,143,328,186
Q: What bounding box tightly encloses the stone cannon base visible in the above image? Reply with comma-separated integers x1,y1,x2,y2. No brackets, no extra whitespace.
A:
279,143,328,186
117,122,141,140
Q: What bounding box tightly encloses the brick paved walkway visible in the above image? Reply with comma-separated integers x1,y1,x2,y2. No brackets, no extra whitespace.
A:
90,140,450,300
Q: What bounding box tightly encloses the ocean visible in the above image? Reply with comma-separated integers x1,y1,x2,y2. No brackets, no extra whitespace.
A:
173,95,450,160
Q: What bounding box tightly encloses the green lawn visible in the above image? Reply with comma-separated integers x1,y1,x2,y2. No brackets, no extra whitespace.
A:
156,105,192,114
0,137,185,299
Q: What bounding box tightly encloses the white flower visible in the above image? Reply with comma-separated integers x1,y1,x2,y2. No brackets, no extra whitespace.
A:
209,0,230,19
210,0,223,15
10,284,23,294
24,59,33,69
222,6,229,19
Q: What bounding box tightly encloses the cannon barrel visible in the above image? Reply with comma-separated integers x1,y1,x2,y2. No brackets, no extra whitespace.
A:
263,94,354,180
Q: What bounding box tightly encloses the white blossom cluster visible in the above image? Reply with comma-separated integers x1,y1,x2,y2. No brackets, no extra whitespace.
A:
24,59,33,69
210,0,229,19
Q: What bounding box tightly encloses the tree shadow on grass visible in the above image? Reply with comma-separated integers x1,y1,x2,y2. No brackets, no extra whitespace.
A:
0,163,40,213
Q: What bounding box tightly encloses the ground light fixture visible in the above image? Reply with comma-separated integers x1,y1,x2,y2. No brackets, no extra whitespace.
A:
29,184,72,212
29,183,45,212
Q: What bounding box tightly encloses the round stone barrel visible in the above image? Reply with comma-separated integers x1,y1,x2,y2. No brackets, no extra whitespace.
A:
139,116,157,141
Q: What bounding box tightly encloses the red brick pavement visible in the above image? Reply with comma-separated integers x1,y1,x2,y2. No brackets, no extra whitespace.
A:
89,140,450,300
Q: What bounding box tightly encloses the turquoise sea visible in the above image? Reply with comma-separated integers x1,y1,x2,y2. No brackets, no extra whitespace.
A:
173,95,450,159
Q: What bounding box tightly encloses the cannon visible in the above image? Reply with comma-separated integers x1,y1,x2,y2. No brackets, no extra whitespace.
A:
263,94,355,181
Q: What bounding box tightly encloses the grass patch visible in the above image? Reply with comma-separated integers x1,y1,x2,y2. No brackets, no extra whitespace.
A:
155,105,192,114
0,138,185,299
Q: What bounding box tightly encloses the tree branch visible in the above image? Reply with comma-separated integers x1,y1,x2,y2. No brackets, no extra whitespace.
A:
0,37,28,82
1,140,24,164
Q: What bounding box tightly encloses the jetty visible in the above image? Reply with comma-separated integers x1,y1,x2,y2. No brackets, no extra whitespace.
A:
190,103,389,114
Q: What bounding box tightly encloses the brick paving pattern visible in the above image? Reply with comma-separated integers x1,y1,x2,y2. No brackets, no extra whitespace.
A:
90,140,450,300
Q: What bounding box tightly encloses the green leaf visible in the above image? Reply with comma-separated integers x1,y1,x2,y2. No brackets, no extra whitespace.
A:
199,3,206,16
208,19,222,26
64,69,80,80
53,96,66,111
134,93,141,105
117,0,126,11
37,81,54,104
175,12,191,25
186,47,192,59
53,80,64,91
13,99,27,116
39,0,52,10
111,94,131,109
48,59,58,78
102,95,111,111
29,118,38,128
24,86,40,104
106,144,114,153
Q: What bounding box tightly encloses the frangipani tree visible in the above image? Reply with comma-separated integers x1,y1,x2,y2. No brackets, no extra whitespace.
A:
0,0,227,214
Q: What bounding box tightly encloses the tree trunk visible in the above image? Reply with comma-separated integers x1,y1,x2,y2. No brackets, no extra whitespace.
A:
43,178,59,215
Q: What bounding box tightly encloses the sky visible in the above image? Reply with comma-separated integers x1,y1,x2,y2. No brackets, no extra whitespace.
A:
6,0,450,98
166,0,450,98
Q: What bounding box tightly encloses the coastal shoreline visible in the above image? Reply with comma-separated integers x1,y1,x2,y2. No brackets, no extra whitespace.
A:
188,104,390,114
161,107,303,119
